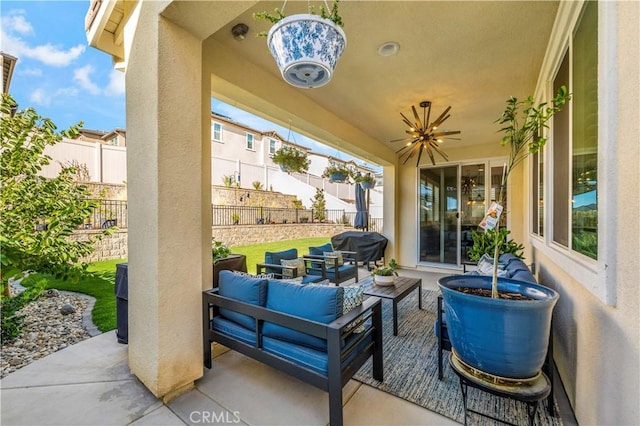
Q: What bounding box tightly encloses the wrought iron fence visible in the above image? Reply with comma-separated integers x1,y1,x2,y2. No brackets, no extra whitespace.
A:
82,199,128,230
78,200,383,232
212,205,350,226
342,212,384,233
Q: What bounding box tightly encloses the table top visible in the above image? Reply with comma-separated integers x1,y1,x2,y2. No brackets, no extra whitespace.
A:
360,275,421,299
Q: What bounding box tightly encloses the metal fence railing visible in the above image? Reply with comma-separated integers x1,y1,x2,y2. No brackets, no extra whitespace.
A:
342,212,384,233
212,205,350,226
82,199,128,230
78,200,383,232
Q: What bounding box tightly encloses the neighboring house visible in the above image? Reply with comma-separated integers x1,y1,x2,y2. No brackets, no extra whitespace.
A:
1,51,18,95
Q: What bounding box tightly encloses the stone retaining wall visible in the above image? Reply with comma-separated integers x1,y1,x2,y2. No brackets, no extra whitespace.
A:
211,223,351,247
75,224,350,262
72,229,128,263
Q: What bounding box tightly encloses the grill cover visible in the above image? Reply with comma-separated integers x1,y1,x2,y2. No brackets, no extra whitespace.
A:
331,231,388,263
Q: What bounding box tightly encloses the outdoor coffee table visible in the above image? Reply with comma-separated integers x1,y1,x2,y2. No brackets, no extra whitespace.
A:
360,275,422,336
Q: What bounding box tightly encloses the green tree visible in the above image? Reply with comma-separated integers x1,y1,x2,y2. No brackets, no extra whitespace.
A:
311,188,326,222
0,94,105,297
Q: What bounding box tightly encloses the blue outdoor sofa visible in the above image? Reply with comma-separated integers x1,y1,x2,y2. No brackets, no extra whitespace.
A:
202,271,384,426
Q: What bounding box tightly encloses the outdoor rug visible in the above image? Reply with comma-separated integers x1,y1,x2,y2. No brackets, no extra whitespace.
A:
353,289,563,425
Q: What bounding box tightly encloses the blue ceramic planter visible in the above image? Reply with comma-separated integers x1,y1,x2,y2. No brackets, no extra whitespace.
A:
438,275,559,379
360,181,375,190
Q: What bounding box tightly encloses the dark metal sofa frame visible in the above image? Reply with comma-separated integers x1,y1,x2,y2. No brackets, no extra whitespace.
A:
202,289,384,426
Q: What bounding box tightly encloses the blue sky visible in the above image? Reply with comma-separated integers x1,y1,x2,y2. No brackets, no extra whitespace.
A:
1,1,376,168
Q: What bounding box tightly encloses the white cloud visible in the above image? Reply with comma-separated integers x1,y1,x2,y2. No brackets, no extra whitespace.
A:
1,11,34,35
73,65,101,95
29,88,50,106
20,67,43,77
0,11,84,67
105,70,125,96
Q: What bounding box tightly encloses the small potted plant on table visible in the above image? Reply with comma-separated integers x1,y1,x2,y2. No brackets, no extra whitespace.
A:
371,259,398,286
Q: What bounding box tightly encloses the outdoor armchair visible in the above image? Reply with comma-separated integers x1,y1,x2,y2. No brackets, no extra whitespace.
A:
256,248,327,284
307,243,359,285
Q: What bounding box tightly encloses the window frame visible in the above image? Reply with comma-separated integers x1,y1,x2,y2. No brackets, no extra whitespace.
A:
246,133,255,151
530,0,616,305
212,122,223,142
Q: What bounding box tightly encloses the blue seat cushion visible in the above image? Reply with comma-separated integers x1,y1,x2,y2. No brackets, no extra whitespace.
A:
218,270,268,330
264,248,299,275
212,316,256,346
263,332,373,376
326,264,356,278
263,280,344,351
309,243,333,256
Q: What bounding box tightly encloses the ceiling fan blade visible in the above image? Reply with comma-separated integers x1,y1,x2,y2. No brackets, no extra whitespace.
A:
411,105,423,131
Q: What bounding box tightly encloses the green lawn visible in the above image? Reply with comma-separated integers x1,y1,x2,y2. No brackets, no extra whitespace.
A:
24,237,331,333
230,237,330,274
27,258,127,332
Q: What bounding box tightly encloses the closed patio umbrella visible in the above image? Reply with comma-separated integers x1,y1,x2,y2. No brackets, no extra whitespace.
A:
354,182,368,230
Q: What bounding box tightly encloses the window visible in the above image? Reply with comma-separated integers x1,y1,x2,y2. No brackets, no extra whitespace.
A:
246,133,254,151
212,122,222,142
269,139,276,155
570,1,598,259
109,137,118,146
547,1,598,259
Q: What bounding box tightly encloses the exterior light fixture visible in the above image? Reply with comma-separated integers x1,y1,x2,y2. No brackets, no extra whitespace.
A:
232,23,249,41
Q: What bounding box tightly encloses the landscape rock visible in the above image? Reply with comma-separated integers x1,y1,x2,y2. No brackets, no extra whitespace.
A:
60,304,76,315
0,292,92,378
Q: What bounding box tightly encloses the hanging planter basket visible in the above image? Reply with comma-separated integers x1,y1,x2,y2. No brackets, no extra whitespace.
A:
329,171,348,183
267,14,346,88
360,180,375,190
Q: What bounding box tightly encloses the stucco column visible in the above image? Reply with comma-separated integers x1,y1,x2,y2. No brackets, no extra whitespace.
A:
125,4,210,400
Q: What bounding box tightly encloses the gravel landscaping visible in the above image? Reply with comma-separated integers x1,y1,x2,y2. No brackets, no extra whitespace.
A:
1,290,99,378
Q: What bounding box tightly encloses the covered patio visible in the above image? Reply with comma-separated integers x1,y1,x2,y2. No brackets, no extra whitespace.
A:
81,1,638,425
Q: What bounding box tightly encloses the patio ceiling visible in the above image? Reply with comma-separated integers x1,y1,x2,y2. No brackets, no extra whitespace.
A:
165,1,560,165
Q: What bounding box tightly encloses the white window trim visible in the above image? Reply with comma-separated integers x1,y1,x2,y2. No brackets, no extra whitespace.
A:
246,133,255,151
531,0,617,306
212,122,223,143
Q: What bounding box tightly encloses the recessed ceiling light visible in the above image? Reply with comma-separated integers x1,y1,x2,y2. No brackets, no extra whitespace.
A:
377,41,400,57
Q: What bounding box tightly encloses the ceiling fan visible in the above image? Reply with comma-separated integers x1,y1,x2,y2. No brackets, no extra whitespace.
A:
392,101,461,166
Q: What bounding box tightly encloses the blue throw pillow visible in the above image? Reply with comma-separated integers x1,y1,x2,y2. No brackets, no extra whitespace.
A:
218,270,268,331
263,279,344,351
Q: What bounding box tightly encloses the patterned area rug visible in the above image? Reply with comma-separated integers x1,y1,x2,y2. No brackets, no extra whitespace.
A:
353,289,563,425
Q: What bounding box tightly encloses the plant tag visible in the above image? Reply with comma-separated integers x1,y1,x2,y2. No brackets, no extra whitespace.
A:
479,202,503,230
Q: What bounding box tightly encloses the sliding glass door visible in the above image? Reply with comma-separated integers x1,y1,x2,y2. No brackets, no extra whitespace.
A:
419,163,497,266
419,166,458,265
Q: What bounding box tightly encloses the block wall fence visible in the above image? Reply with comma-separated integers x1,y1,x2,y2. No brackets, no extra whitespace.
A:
74,223,351,262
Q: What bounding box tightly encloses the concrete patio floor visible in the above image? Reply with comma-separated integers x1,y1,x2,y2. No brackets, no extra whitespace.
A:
1,268,461,426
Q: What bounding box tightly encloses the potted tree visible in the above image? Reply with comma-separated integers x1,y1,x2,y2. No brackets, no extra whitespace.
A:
271,146,310,174
437,86,571,379
254,0,346,88
322,164,351,183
